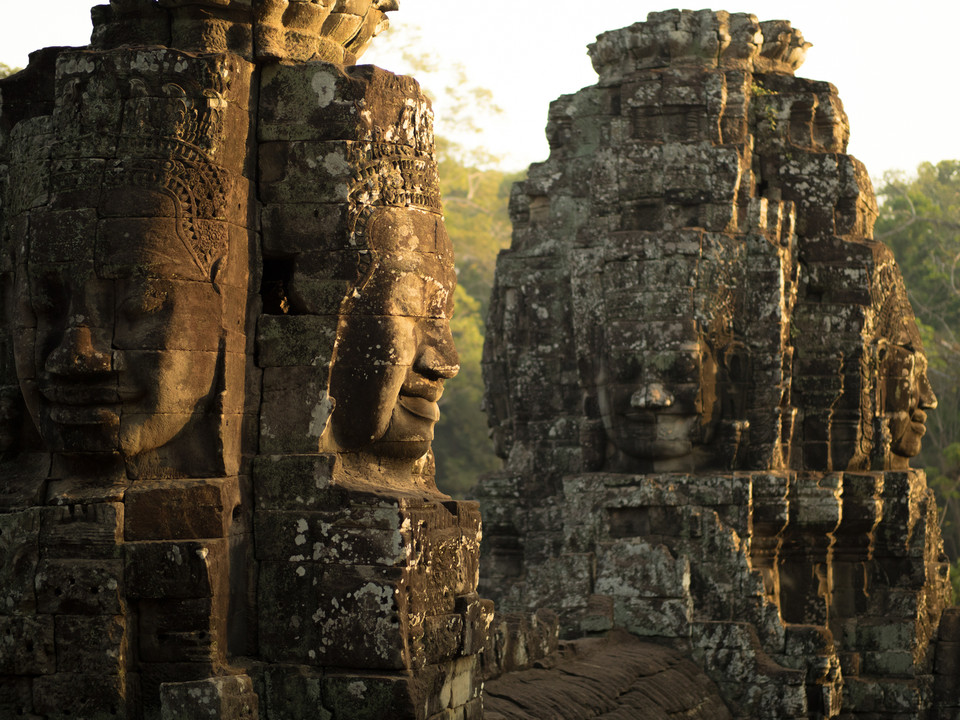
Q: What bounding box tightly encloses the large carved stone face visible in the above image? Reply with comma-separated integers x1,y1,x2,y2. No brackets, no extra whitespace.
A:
326,206,459,460
879,340,937,461
597,335,721,471
11,187,236,468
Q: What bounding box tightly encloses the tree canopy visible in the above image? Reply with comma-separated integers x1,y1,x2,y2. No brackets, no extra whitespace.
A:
431,142,523,496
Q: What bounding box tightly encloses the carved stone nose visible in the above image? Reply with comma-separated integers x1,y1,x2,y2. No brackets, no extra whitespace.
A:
919,376,938,411
415,325,460,380
416,344,460,380
45,325,112,375
630,383,673,409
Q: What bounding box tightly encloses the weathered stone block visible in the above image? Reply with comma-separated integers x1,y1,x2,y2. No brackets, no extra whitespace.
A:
0,509,40,614
253,454,337,512
459,595,495,657
422,656,481,717
259,63,429,144
33,672,129,719
260,203,351,257
253,663,329,720
0,675,33,717
39,502,124,559
125,540,227,600
322,673,417,720
160,674,258,720
259,366,330,454
258,561,409,670
405,502,482,603
138,597,222,664
35,558,123,614
861,650,916,677
422,613,463,664
520,553,593,628
596,538,690,599
880,677,925,712
169,7,254,61
934,640,960,678
938,607,960,641
854,620,915,653
617,597,693,640
124,477,239,541
286,276,353,316
254,510,405,566
256,315,337,367
55,614,127,674
258,141,353,205
140,661,218,711
0,615,55,675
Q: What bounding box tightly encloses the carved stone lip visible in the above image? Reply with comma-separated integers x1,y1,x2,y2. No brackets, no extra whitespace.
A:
398,395,440,422
910,412,928,434
400,378,444,404
47,403,120,425
40,383,120,405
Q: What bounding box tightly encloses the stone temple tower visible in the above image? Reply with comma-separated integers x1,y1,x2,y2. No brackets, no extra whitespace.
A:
0,2,489,718
478,10,957,718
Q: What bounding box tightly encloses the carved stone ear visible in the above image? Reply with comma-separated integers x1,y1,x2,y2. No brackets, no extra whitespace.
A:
209,256,225,287
720,341,750,382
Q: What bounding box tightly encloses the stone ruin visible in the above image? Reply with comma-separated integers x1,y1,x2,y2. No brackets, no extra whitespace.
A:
478,9,960,719
0,2,490,718
1,3,960,719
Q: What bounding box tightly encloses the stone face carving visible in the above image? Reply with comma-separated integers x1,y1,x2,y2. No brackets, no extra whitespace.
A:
593,234,751,473
6,48,253,483
869,249,938,468
324,206,459,461
478,9,953,719
256,60,459,490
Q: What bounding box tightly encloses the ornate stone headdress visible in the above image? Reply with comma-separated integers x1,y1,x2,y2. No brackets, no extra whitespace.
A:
49,49,241,280
92,0,398,65
345,80,443,245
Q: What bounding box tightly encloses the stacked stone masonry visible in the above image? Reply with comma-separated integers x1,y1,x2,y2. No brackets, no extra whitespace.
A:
478,9,955,720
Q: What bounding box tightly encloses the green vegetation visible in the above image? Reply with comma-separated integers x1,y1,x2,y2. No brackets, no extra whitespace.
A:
433,139,523,497
750,80,776,97
877,160,960,575
0,63,21,79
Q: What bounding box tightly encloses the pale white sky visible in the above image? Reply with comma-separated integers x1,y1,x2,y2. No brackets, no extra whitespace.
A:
2,1,957,178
